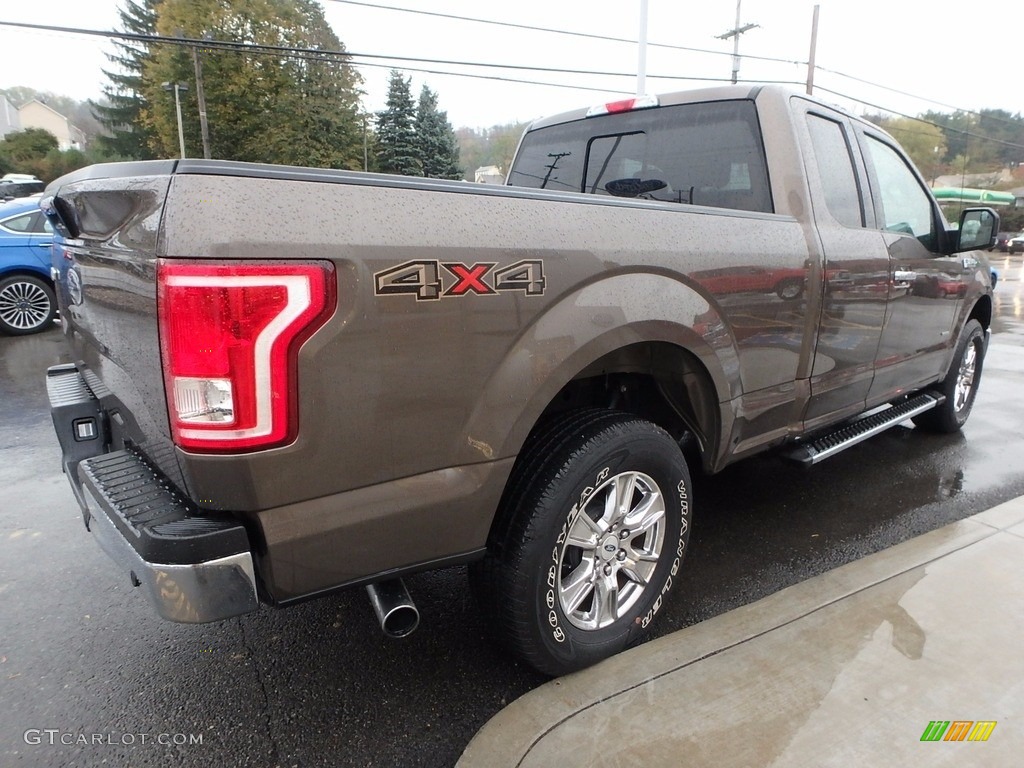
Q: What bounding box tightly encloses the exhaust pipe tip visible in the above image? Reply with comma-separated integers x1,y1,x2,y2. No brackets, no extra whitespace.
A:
366,578,419,638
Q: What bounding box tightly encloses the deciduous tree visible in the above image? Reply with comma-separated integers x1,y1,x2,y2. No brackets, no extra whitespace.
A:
0,128,73,179
455,123,526,182
143,0,364,167
872,116,947,182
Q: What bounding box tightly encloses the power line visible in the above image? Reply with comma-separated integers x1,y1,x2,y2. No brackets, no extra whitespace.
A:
5,11,1018,133
326,1,1023,130
2,19,1021,152
813,85,1024,152
816,66,1024,129
0,19,817,88
322,0,805,67
0,19,787,101
355,59,634,98
0,20,779,82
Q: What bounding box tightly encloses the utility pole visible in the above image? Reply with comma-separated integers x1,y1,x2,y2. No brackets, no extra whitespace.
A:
192,40,212,159
717,0,759,85
806,5,820,95
637,0,649,96
540,152,570,190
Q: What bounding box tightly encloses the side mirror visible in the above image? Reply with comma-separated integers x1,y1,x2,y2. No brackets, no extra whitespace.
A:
954,207,999,252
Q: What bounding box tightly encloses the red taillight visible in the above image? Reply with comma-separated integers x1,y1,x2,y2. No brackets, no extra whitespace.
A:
157,260,335,452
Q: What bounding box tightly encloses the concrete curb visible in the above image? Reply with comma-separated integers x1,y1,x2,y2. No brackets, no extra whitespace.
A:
458,496,1024,767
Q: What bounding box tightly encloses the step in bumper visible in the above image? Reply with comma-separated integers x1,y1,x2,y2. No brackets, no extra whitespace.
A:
78,452,259,623
47,364,259,623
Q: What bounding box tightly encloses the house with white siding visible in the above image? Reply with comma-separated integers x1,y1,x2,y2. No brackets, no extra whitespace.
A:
17,99,86,151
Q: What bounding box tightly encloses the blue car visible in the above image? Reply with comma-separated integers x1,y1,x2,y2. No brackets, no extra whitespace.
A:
0,195,56,335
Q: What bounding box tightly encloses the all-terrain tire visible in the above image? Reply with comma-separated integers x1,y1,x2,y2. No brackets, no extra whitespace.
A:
470,409,692,676
912,319,985,433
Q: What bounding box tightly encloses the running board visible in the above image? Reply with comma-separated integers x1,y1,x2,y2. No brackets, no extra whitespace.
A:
785,393,944,466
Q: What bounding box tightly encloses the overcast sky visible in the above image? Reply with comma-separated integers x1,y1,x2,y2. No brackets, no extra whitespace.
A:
0,0,1021,131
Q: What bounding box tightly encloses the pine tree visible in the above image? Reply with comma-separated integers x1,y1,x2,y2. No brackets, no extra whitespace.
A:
375,71,420,176
415,85,462,180
92,0,162,160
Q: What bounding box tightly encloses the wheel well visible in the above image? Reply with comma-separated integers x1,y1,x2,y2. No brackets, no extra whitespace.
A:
0,268,53,288
537,341,720,471
969,294,992,330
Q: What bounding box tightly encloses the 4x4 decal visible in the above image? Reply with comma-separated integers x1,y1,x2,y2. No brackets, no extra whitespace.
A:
374,259,546,301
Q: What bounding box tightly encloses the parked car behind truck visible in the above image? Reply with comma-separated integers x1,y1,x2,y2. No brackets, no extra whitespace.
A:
42,86,996,676
0,195,57,335
0,176,46,201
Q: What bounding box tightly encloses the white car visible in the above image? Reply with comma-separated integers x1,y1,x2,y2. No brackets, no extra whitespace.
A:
1009,233,1024,255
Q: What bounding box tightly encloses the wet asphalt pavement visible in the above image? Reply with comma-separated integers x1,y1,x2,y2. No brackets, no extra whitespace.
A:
3,253,1024,768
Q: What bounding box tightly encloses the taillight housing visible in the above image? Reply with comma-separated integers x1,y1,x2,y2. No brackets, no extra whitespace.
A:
157,260,335,452
585,95,659,117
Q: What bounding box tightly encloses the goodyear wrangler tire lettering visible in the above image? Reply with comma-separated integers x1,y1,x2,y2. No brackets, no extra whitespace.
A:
374,259,546,300
469,409,692,677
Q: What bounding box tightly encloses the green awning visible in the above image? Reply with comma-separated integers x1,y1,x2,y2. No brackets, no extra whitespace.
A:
932,187,1016,206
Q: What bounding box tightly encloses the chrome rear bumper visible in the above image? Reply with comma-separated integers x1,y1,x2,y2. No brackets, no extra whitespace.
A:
48,363,259,623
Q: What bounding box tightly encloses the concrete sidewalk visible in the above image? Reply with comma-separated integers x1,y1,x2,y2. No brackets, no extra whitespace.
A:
458,497,1024,767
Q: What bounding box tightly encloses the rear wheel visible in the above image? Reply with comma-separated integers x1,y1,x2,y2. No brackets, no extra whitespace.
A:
0,275,56,335
913,319,985,433
470,410,692,676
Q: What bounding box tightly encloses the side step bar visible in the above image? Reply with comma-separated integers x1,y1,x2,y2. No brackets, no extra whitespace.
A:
785,393,944,466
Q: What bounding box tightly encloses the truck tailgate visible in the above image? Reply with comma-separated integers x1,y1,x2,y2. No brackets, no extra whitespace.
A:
47,165,186,490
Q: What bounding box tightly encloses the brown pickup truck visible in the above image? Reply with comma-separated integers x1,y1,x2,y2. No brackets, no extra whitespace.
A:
43,85,997,675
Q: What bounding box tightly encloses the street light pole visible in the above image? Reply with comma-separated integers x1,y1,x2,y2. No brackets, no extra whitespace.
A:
172,84,186,159
162,81,189,159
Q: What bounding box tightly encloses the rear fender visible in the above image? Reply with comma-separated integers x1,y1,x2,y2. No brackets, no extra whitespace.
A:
461,272,740,462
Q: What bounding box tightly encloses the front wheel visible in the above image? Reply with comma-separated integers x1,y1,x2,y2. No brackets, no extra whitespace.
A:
470,410,692,676
913,319,985,433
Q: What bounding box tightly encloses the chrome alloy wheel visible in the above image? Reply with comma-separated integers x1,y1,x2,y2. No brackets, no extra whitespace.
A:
953,339,978,413
0,278,52,331
557,471,666,631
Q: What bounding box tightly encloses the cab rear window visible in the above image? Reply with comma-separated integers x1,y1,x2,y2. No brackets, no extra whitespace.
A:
508,99,772,213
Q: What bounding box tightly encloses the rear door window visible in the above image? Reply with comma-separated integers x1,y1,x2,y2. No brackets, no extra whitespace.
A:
0,211,52,234
806,114,864,228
